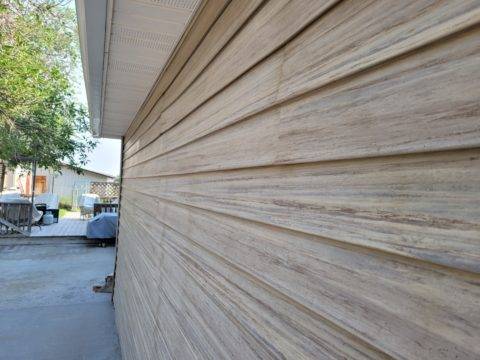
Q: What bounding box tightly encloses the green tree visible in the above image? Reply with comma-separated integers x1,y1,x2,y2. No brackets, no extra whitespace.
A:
0,0,96,172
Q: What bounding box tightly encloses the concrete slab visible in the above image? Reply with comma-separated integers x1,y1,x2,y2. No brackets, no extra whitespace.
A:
0,243,121,359
0,302,119,360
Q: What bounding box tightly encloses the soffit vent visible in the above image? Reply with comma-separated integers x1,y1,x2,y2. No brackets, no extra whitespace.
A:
132,0,200,11
97,0,202,137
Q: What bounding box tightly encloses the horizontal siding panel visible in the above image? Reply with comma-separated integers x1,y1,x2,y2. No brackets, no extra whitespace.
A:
152,0,264,120
124,27,480,176
115,254,163,360
124,0,229,143
119,241,220,360
123,0,480,165
118,210,387,359
124,149,480,272
124,0,265,155
121,222,294,360
123,0,339,158
114,0,480,358
119,193,480,359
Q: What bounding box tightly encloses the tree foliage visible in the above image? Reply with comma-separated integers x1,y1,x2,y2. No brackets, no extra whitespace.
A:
0,0,96,172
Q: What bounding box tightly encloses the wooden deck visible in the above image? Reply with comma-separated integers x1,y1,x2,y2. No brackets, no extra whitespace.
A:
30,212,87,237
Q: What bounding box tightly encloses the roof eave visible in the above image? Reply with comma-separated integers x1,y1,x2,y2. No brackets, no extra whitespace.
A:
75,0,112,138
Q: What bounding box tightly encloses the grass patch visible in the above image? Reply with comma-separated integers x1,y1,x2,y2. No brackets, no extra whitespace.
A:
59,208,68,218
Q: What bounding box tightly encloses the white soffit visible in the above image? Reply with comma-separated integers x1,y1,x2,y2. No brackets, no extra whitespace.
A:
77,0,201,138
103,0,201,138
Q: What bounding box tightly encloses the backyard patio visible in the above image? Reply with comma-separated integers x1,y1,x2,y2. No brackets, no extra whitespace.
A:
30,211,87,237
0,181,119,238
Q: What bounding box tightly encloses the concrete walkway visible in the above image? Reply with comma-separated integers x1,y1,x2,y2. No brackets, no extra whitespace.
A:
0,241,121,359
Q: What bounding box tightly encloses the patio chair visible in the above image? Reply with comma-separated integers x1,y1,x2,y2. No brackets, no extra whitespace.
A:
79,193,100,219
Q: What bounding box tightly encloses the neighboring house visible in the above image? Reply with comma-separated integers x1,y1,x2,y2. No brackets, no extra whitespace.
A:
2,164,115,206
77,1,480,359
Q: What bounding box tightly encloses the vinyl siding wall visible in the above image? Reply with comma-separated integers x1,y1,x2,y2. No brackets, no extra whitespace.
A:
37,167,112,203
3,166,112,204
114,1,480,358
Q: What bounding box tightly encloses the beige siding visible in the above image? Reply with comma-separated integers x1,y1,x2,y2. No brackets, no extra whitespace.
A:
115,1,480,359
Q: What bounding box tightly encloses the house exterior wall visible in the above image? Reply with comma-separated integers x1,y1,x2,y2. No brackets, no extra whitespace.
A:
2,165,113,205
114,1,480,359
42,167,112,205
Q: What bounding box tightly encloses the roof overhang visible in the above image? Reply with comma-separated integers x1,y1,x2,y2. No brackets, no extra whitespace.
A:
75,0,110,138
75,0,201,138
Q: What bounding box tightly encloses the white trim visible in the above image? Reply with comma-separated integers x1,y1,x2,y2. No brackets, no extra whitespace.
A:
76,0,203,138
75,0,108,138
99,0,114,138
75,0,93,134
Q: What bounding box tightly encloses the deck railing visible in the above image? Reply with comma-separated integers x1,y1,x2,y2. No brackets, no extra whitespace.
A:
0,202,32,236
93,203,118,217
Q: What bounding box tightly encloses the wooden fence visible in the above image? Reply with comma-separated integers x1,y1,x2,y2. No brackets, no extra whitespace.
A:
93,203,119,217
90,182,120,200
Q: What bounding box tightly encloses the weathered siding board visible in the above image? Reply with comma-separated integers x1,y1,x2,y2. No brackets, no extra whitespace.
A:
115,252,169,360
119,206,390,359
114,0,480,359
123,27,480,178
119,190,480,359
123,0,480,164
124,0,230,148
123,149,480,272
125,0,264,153
123,0,339,158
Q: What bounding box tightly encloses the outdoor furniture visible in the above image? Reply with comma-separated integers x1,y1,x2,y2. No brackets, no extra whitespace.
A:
79,193,100,219
0,194,43,222
0,201,32,235
86,212,118,239
0,195,43,235
93,203,118,217
0,192,22,201
34,193,59,223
